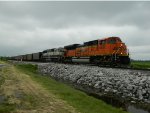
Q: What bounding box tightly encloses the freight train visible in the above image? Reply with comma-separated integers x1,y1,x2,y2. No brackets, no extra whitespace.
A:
11,37,130,66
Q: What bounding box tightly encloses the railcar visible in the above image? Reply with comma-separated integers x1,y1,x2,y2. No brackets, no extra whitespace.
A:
26,54,33,61
22,55,27,61
15,55,23,61
33,52,42,61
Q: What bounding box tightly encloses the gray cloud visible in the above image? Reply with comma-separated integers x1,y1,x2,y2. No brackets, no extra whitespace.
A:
0,1,150,60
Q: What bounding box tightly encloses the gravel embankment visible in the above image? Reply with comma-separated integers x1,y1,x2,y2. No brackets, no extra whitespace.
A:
38,63,150,104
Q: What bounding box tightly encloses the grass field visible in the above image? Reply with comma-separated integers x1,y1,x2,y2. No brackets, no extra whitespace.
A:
131,61,150,69
16,64,127,113
0,62,77,113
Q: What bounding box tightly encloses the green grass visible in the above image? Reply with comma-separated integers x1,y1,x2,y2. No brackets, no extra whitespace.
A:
131,61,150,69
0,103,15,113
0,76,5,87
0,64,15,113
16,64,127,113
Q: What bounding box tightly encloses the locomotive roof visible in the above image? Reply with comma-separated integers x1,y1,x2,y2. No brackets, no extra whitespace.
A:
64,44,80,50
84,40,98,46
99,37,121,41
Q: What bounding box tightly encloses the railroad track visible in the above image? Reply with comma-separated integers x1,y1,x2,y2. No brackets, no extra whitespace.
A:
60,62,150,72
89,64,150,72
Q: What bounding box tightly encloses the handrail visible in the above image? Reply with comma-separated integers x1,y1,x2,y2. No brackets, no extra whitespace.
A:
112,45,122,61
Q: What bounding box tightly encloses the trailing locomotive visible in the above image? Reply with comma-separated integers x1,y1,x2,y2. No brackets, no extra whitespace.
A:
42,48,65,62
10,36,130,66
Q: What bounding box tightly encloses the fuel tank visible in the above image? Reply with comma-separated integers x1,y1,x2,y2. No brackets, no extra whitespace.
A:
72,57,90,63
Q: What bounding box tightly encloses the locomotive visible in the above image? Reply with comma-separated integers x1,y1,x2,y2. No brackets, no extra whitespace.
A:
11,36,130,66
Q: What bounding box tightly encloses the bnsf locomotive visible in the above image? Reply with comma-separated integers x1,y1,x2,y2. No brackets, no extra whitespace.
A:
11,36,130,66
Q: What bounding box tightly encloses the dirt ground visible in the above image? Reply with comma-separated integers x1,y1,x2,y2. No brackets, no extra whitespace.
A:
0,62,78,113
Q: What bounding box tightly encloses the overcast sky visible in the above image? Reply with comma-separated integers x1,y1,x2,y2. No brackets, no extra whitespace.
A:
0,1,150,60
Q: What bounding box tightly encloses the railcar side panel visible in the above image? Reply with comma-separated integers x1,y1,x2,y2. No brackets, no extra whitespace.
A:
33,52,42,61
27,54,33,61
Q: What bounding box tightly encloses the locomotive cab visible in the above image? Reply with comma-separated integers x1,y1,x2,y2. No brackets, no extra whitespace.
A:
107,37,127,55
107,37,130,65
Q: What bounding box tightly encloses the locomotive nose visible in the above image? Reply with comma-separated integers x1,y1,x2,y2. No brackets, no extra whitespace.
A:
117,42,126,49
119,43,128,55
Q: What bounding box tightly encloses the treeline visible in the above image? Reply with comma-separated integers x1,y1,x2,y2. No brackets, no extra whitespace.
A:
131,59,150,62
0,56,9,61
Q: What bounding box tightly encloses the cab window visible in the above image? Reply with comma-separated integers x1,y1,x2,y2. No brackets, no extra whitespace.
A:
100,40,106,45
108,38,116,44
117,38,122,42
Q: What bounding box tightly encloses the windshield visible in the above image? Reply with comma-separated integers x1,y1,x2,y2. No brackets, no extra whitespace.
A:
108,38,116,44
117,38,122,42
